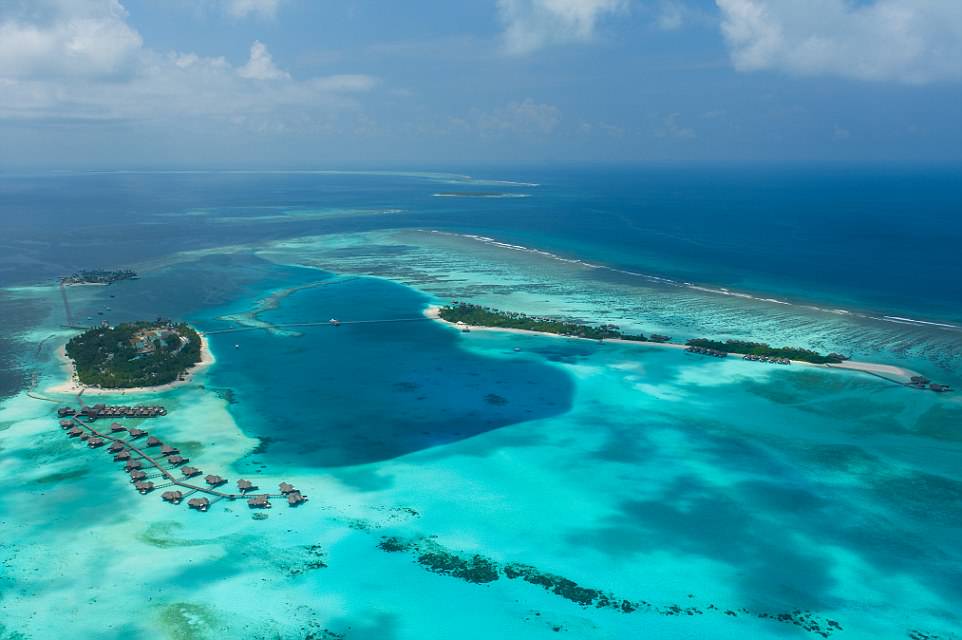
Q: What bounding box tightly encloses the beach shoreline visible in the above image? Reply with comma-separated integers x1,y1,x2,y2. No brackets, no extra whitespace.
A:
424,306,920,384
45,332,215,397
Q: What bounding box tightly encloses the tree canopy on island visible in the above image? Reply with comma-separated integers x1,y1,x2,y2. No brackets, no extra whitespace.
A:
685,338,845,364
439,304,648,341
65,321,201,388
440,303,843,364
61,269,137,285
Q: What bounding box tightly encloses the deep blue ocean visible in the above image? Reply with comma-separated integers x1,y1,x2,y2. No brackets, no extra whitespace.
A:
1,168,959,319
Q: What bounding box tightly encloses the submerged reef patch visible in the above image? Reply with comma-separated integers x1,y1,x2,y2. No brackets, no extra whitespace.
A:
417,547,500,584
157,602,220,640
375,536,846,637
32,467,89,484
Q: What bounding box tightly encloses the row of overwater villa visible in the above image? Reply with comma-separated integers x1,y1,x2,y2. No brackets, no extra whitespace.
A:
57,406,308,512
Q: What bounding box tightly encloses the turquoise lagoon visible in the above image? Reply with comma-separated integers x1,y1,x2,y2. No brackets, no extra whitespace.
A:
0,228,960,640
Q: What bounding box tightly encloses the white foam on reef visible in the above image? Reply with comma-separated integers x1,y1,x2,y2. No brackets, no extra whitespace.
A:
431,230,961,332
878,316,961,330
432,192,530,198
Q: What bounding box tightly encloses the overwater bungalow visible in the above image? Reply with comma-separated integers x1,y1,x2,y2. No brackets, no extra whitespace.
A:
279,482,296,494
146,436,162,447
87,438,105,448
124,460,143,472
128,428,147,438
79,433,90,441
57,407,76,418
205,474,226,487
247,494,271,509
167,455,188,466
287,491,307,506
160,445,179,456
108,441,125,453
114,451,131,462
181,466,201,477
129,470,147,482
59,419,74,429
237,479,256,493
188,497,209,512
162,490,183,504
109,423,126,433
135,481,154,494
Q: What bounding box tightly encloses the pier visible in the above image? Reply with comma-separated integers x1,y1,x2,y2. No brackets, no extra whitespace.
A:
57,407,307,512
60,404,167,420
204,316,430,335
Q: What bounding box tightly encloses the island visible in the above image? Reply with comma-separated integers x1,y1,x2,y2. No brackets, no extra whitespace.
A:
64,320,204,389
438,304,649,341
431,303,950,390
432,192,530,199
437,305,843,362
685,338,846,364
61,269,138,285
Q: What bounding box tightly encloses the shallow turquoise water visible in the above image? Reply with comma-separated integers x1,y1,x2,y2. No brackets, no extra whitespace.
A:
0,230,960,639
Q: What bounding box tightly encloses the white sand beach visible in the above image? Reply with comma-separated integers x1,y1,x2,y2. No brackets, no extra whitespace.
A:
425,306,920,383
45,332,215,397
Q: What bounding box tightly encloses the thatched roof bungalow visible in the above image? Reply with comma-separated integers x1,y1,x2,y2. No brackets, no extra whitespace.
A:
205,475,226,487
287,491,307,507
247,495,271,509
188,497,209,512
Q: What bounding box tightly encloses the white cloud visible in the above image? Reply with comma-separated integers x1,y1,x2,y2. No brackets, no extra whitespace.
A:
477,98,562,133
238,40,290,80
497,0,626,55
0,0,142,79
833,125,851,140
656,112,696,139
656,1,685,31
0,2,377,131
716,0,962,84
225,0,281,19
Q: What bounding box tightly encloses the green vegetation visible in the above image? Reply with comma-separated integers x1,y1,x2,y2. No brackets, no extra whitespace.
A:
439,304,648,341
65,320,201,388
686,338,844,364
61,269,137,285
440,303,843,365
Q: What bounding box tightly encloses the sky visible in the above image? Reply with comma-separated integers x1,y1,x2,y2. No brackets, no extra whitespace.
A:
1,0,961,168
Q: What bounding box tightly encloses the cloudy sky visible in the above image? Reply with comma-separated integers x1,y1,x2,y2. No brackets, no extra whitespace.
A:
1,0,961,168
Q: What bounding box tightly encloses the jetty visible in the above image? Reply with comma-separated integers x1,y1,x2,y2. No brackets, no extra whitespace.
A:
55,406,307,512
60,404,167,420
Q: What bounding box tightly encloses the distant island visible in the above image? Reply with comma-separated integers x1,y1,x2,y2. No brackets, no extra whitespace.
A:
437,304,844,364
438,304,669,342
61,269,138,285
64,321,203,389
432,192,530,199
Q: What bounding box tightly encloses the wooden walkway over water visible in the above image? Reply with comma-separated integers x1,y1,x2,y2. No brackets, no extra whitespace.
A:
204,317,431,335
61,412,306,511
